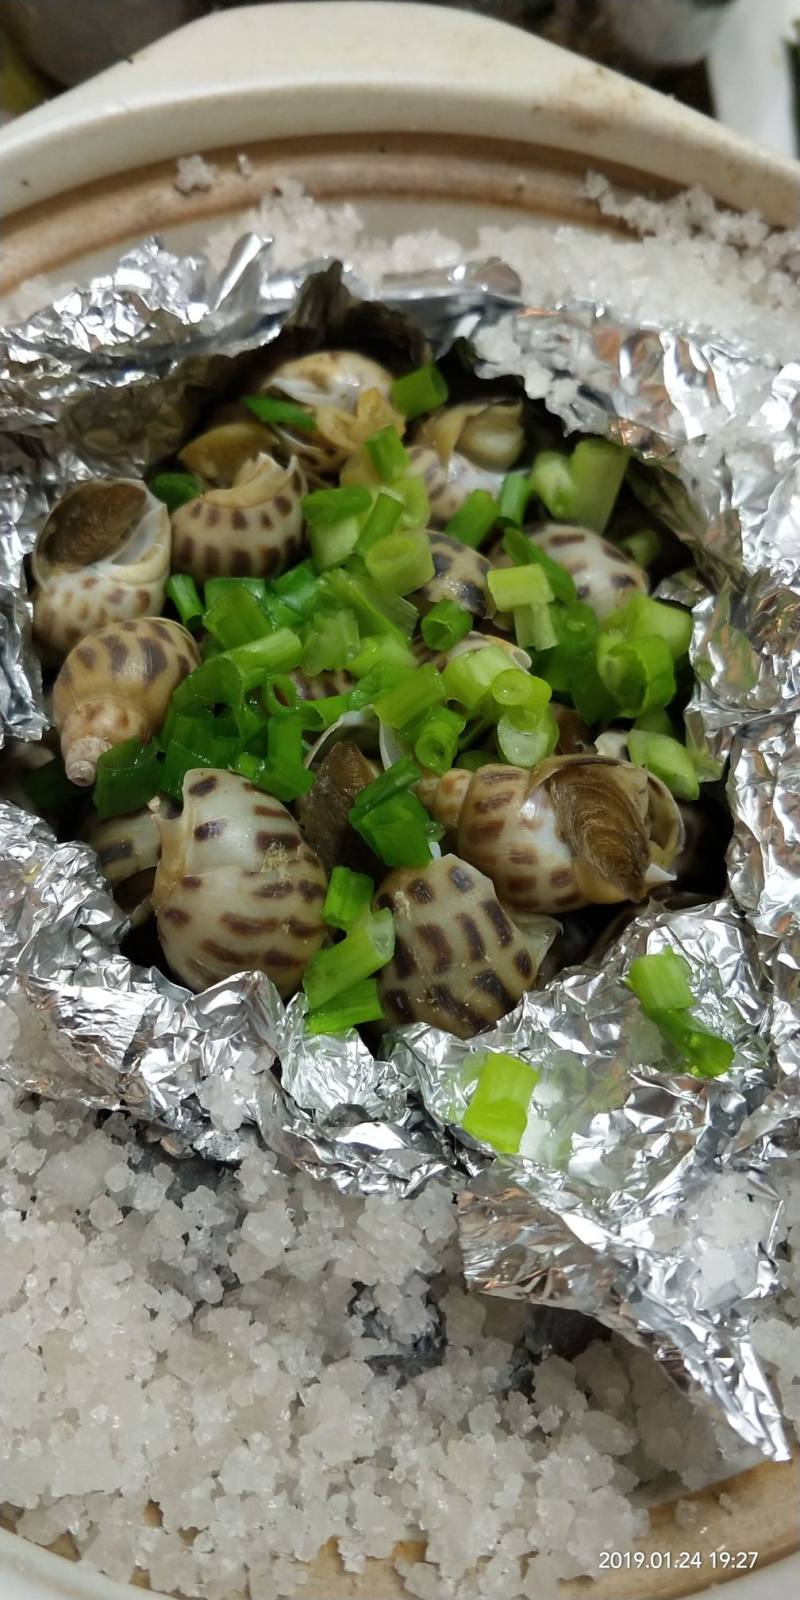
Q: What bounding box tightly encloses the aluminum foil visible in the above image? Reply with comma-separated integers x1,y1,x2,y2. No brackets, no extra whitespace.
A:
1,232,799,1457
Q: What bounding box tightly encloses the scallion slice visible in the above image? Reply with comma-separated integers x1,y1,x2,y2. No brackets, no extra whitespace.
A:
303,909,396,1009
496,707,558,768
461,1051,539,1154
244,394,317,432
373,662,444,729
204,587,272,649
149,471,204,512
413,706,466,774
165,574,203,630
627,951,695,1013
420,600,473,653
305,978,384,1035
364,528,435,595
224,628,304,689
488,563,553,613
390,363,449,420
365,425,410,484
323,866,375,932
627,730,700,800
444,489,497,549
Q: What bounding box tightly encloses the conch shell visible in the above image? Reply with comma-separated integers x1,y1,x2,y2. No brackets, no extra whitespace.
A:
402,400,524,526
170,453,307,581
374,852,545,1038
262,350,402,478
418,756,684,914
53,617,200,786
31,479,170,659
151,769,327,997
412,534,495,619
178,420,275,485
83,804,162,927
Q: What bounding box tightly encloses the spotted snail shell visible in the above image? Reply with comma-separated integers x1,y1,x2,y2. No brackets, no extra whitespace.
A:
83,804,163,927
262,350,401,478
412,534,496,620
151,769,327,997
492,524,647,622
404,400,525,526
31,479,170,660
414,629,531,673
53,617,200,786
178,420,275,485
417,756,684,915
170,453,307,581
374,852,543,1038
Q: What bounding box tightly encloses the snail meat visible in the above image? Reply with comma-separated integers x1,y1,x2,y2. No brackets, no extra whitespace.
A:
151,769,327,997
418,756,683,914
171,453,307,581
295,741,380,876
374,853,543,1038
53,617,200,786
32,478,170,659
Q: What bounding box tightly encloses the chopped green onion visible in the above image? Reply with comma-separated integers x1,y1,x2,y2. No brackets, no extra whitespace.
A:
388,474,430,529
627,731,700,801
420,600,473,653
171,655,246,715
224,627,303,690
488,564,553,612
243,394,317,432
648,1008,734,1078
530,439,629,534
323,569,417,641
512,602,557,652
303,909,395,1008
149,471,204,512
461,1052,539,1154
349,634,416,679
364,528,435,595
357,492,404,554
271,561,322,620
349,755,421,820
93,738,161,819
165,574,203,630
309,516,361,572
502,526,578,605
390,363,449,420
627,950,695,1013
444,489,497,550
605,594,692,663
159,716,240,801
352,791,441,868
634,707,674,736
301,608,359,676
373,662,444,729
204,576,269,608
323,866,375,932
496,707,558,768
260,674,301,717
236,751,313,803
303,486,372,527
597,633,676,718
305,978,384,1035
497,472,531,528
443,643,517,712
299,692,352,731
22,755,82,813
365,425,410,484
413,706,466,774
489,668,552,716
347,664,410,709
204,587,272,649
619,528,662,567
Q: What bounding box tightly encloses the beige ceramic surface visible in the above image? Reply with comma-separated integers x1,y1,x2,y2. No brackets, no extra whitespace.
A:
1,7,799,1599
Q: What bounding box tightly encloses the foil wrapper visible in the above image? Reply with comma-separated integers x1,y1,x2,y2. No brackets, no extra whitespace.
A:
1,232,799,1457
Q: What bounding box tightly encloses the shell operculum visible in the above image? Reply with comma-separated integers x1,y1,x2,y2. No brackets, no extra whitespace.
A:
544,757,652,903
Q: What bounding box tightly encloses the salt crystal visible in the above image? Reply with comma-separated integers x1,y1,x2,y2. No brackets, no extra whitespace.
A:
174,154,219,195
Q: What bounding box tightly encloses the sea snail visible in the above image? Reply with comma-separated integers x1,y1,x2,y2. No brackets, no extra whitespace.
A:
151,768,327,996
171,453,307,582
405,400,525,526
178,420,275,486
53,617,200,786
260,350,402,478
492,525,647,622
31,479,170,659
374,852,543,1039
418,756,684,915
83,804,162,927
411,534,496,620
415,629,531,673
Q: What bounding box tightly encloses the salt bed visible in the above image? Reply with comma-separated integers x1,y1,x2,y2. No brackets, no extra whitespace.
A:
1,178,800,1598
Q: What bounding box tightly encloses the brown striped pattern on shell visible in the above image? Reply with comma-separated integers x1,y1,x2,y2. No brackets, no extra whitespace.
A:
170,455,307,582
83,805,162,926
32,479,170,659
492,524,647,622
53,617,200,786
412,534,495,619
418,758,668,915
374,853,540,1038
151,770,327,998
